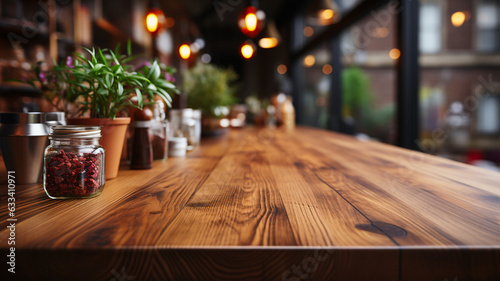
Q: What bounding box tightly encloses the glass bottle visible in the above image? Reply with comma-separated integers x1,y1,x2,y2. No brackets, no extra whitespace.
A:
169,108,197,150
130,120,153,169
43,126,105,199
152,101,169,160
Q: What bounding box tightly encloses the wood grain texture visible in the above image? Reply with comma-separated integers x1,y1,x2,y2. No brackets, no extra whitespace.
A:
1,126,500,280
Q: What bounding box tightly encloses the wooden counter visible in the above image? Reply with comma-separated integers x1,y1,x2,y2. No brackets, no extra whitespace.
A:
1,126,500,280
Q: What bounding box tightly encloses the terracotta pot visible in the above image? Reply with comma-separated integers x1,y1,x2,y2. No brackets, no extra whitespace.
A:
67,117,131,180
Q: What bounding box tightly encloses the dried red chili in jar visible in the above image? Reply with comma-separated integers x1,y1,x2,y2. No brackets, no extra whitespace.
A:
43,126,105,199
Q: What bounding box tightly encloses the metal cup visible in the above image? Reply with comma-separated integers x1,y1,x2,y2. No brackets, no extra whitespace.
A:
0,113,49,184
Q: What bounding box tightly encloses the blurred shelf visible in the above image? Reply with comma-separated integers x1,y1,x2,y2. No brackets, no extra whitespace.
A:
0,84,40,97
0,18,49,40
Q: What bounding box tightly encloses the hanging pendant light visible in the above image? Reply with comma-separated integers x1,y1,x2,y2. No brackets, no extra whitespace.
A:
145,7,165,35
179,43,191,60
258,20,281,49
307,0,340,26
240,41,256,59
238,4,266,38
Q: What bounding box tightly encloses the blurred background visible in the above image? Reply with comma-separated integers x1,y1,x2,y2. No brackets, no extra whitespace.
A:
0,0,499,169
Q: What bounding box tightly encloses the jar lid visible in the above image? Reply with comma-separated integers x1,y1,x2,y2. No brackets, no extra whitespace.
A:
44,112,66,125
169,108,193,118
133,120,152,128
0,112,44,124
50,125,101,138
0,112,49,136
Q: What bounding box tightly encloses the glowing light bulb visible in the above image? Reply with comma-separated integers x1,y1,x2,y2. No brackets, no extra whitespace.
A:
179,44,191,60
146,13,159,33
241,43,254,59
245,13,258,32
451,11,466,27
238,6,266,38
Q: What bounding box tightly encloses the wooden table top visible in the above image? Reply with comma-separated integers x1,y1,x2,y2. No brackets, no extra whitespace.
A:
1,126,500,280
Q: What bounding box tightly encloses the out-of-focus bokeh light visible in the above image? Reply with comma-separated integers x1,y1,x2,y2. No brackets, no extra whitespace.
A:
322,64,333,75
303,55,315,67
241,42,255,59
389,48,401,60
146,13,159,33
303,26,314,37
277,64,287,74
451,11,466,27
179,44,191,59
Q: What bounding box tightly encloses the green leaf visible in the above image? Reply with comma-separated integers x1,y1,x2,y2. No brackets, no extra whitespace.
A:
98,48,108,68
148,60,161,80
92,63,104,72
134,88,143,106
90,48,98,65
112,65,123,74
147,84,157,91
104,73,113,88
117,83,123,95
114,43,121,58
96,77,107,89
157,88,172,102
156,89,172,107
109,50,120,65
97,88,109,96
127,40,132,56
128,74,150,83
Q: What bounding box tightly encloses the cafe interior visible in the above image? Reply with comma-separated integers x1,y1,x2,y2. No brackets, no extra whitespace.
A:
0,0,500,280
1,0,499,167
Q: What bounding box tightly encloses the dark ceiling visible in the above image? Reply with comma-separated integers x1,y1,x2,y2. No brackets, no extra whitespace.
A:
159,0,308,66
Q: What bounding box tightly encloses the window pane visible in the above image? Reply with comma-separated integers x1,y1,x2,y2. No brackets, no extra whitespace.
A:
419,0,500,171
340,4,398,144
419,3,441,54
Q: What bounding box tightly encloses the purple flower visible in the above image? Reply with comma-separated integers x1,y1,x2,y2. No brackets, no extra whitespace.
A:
39,72,48,84
165,73,176,83
66,56,74,68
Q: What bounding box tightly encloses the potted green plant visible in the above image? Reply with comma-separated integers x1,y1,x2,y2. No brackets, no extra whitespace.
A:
182,62,237,135
30,43,179,179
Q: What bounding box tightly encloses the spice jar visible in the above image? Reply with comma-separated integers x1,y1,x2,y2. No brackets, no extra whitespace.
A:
131,108,154,169
169,109,196,150
152,101,169,160
130,120,153,169
192,109,202,148
168,137,187,157
43,126,105,199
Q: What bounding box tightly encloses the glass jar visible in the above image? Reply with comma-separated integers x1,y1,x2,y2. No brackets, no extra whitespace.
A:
130,120,153,169
151,101,169,160
152,120,169,160
192,109,202,148
43,126,105,199
169,109,197,150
